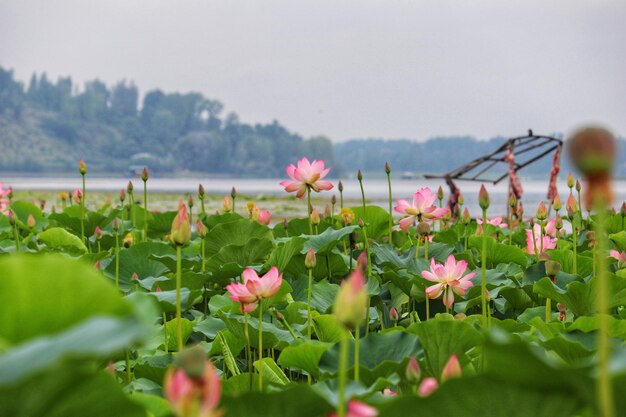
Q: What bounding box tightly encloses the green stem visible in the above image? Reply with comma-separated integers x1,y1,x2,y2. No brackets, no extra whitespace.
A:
337,334,349,417
508,212,513,246
595,207,615,417
481,208,488,327
143,181,148,242
425,294,430,321
232,196,236,214
354,326,360,381
571,219,578,275
13,221,20,253
307,187,313,235
200,199,206,218
387,170,393,242
115,233,120,289
125,350,132,384
201,238,206,272
163,312,169,353
258,304,264,391
307,269,313,340
130,193,136,230
415,233,421,260
545,297,551,322
358,178,367,221
244,313,252,391
176,245,183,351
80,175,86,246
424,237,429,260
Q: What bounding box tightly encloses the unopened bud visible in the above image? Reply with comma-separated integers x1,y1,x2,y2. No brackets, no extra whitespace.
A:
196,220,207,238
462,208,471,225
418,377,439,397
405,356,421,382
567,172,575,189
338,181,344,192
358,217,365,228
112,218,119,231
305,247,317,269
575,180,581,192
384,162,391,174
311,209,320,226
8,210,15,226
552,195,562,211
78,159,87,175
131,272,139,281
187,195,194,208
171,201,191,246
231,187,237,199
536,201,548,220
441,354,462,382
516,202,524,219
283,218,289,229
222,196,232,212
324,204,331,218
357,170,363,181
120,189,126,203
27,214,35,229
141,167,149,182
437,186,444,201
198,184,205,199
555,215,563,230
508,192,517,208
566,194,577,217
457,194,464,206
478,185,490,210
621,202,626,217
389,306,399,322
94,226,103,240
123,233,134,248
127,181,134,194
331,194,337,205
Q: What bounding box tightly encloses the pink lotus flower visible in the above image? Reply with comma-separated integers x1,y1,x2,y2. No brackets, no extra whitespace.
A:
225,267,283,313
73,188,83,204
609,250,626,269
280,157,333,198
333,266,368,327
441,354,462,381
525,223,558,255
418,377,439,397
394,188,448,231
257,209,271,226
171,201,191,246
476,216,507,228
422,255,476,308
382,388,397,396
164,361,222,417
329,400,378,417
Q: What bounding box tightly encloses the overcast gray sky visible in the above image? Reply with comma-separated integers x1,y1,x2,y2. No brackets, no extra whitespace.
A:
1,0,625,141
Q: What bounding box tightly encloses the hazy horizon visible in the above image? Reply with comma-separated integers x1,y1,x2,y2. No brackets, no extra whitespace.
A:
2,0,625,142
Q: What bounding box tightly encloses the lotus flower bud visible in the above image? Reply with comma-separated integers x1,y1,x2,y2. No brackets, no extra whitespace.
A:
389,306,399,322
283,218,289,229
575,180,582,193
418,377,439,397
405,356,421,382
27,214,35,229
437,186,444,202
536,201,547,221
384,161,391,174
39,199,46,210
621,202,626,218
567,172,575,189
222,196,232,213
358,217,365,228
516,202,524,219
258,209,271,226
555,215,563,231
187,195,194,209
311,209,320,226
79,159,87,175
545,260,561,280
131,272,139,281
163,348,222,417
123,233,134,248
95,260,101,269
7,187,13,201
127,181,134,194
333,268,368,328
552,195,562,212
338,181,344,192
586,231,596,248
94,226,103,240
508,192,517,208
59,192,68,202
478,185,490,210
324,204,332,219
458,194,464,206
566,194,577,218
156,286,162,292
357,170,363,181
120,189,126,203
611,207,617,216
461,208,470,225
198,184,205,200
441,354,462,382
112,218,119,231
417,222,430,236
73,189,82,204
8,210,16,226
356,251,368,272
196,220,207,238
442,208,451,222
171,201,191,246
141,167,149,182
331,194,337,205
305,247,316,269
557,303,567,321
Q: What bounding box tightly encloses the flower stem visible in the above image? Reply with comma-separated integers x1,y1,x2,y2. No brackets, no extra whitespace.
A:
481,208,488,327
386,169,393,242
545,297,551,322
115,232,120,290
425,293,430,321
415,234,421,261
258,304,264,391
424,237,429,260
307,187,313,235
130,193,136,230
571,218,578,275
307,269,313,340
354,326,360,382
163,312,168,353
176,245,183,351
12,220,20,253
244,313,252,391
125,350,132,384
595,207,615,417
80,175,86,246
337,333,349,417
143,180,148,242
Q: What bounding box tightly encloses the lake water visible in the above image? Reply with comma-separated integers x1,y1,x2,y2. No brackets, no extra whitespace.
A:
4,176,626,217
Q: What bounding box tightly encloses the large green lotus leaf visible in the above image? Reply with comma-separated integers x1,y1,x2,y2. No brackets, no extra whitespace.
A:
546,249,594,277
204,218,273,256
220,384,332,417
416,242,456,264
205,238,274,274
10,201,47,229
533,273,626,317
104,242,175,289
48,205,105,238
433,227,462,246
349,205,392,240
253,357,289,386
147,210,176,239
204,212,243,231
291,279,339,314
0,255,131,345
132,352,173,385
278,340,332,378
218,311,295,350
313,314,352,343
272,217,331,239
302,225,359,255
164,318,195,351
128,392,173,417
38,227,88,255
285,251,349,281
0,367,146,417
147,288,201,313
377,374,581,417
407,316,482,378
610,230,626,252
469,235,528,268
265,236,305,271
319,331,421,385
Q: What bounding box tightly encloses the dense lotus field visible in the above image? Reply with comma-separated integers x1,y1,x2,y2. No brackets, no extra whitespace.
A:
2,157,626,417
